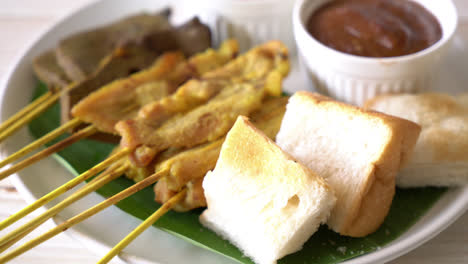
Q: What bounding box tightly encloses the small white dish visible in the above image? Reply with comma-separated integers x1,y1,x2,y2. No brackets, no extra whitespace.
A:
181,0,296,54
294,0,458,105
0,0,467,263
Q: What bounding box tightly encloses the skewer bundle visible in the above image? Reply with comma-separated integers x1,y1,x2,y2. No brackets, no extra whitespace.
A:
0,39,239,241
0,37,291,263
0,40,238,179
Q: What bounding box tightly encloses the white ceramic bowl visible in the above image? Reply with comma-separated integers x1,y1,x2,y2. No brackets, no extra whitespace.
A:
185,0,296,54
293,0,458,105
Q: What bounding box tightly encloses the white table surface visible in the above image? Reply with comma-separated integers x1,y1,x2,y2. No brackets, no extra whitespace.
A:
0,0,467,263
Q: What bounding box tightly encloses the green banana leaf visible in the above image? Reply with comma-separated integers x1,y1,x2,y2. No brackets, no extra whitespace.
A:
28,83,446,264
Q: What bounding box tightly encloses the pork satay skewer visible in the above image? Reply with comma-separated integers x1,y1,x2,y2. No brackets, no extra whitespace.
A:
74,40,285,139
119,78,283,168
24,40,275,172
0,41,239,178
116,41,289,167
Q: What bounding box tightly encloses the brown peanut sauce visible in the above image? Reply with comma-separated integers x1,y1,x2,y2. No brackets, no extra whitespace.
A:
307,0,442,57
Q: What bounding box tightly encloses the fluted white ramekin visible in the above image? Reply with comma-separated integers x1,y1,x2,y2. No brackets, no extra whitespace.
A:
293,0,458,106
191,0,296,54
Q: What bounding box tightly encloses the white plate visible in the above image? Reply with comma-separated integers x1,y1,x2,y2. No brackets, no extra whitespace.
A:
0,0,468,263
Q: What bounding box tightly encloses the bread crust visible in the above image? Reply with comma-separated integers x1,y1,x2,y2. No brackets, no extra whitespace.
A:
282,92,421,237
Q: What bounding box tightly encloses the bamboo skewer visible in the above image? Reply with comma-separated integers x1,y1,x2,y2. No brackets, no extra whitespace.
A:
97,188,187,264
0,162,128,253
0,125,98,181
0,91,61,143
0,168,166,263
0,118,83,170
0,91,52,134
0,83,76,143
0,147,130,231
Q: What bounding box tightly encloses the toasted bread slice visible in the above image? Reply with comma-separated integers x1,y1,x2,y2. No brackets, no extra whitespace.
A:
200,116,335,264
365,92,468,187
276,92,421,237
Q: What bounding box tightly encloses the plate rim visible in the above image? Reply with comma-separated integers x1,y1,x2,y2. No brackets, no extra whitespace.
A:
1,0,468,263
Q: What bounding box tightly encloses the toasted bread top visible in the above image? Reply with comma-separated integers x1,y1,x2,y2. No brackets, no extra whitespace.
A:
216,115,329,192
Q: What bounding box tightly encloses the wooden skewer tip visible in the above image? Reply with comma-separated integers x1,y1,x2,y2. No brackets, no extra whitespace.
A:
97,188,187,264
0,147,129,230
0,163,128,252
0,166,165,263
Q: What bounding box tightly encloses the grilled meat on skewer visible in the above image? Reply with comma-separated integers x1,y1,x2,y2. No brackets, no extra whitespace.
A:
153,97,289,211
136,40,288,126
116,41,289,166
71,40,239,135
118,81,269,167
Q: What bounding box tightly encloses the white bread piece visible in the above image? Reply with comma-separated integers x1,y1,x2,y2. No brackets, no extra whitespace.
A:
200,116,336,264
276,92,421,237
365,92,468,187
